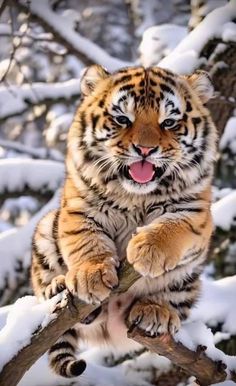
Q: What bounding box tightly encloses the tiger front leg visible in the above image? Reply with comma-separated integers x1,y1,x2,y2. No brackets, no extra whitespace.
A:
31,210,66,300
59,209,119,304
127,210,213,278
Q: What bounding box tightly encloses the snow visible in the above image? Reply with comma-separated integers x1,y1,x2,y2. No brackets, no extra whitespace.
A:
18,337,170,386
0,295,61,372
159,0,236,73
219,117,236,153
0,139,64,162
139,24,187,67
19,0,131,72
176,321,226,362
212,187,233,202
213,382,236,386
222,22,236,42
0,159,63,299
212,191,236,230
0,191,60,304
0,79,81,119
45,112,74,145
0,24,11,35
0,159,64,194
175,275,236,371
190,276,236,335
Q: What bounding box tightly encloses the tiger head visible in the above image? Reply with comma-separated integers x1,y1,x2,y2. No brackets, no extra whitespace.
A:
68,65,217,196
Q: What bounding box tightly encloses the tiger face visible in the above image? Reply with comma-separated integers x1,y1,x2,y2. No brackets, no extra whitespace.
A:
69,65,217,195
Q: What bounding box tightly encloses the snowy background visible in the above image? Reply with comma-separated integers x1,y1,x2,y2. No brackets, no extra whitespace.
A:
0,0,236,385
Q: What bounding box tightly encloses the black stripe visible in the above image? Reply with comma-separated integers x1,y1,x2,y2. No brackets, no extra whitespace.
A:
52,211,62,263
51,353,74,366
67,210,85,216
49,341,75,354
170,299,195,310
119,84,134,92
186,101,192,112
160,83,174,95
192,117,201,128
168,272,200,292
60,359,71,376
68,241,91,257
84,151,100,162
114,75,132,85
175,207,203,213
32,242,50,271
91,114,99,130
63,228,91,236
98,99,104,108
80,111,86,133
65,328,78,339
182,218,201,236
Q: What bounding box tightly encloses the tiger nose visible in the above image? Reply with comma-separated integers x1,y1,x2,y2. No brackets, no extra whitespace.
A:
132,144,158,156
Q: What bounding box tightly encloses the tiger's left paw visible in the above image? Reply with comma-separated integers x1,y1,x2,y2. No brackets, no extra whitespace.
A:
45,275,66,299
127,230,180,278
128,301,180,336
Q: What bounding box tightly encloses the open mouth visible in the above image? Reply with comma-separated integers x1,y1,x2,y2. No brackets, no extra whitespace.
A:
123,160,164,184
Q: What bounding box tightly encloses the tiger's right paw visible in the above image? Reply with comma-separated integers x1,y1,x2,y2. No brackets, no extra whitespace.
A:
65,258,119,304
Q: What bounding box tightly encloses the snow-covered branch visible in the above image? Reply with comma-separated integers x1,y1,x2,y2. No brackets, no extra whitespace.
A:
158,0,236,73
0,159,64,196
16,0,131,72
1,263,236,386
0,262,139,386
0,140,63,162
0,79,81,120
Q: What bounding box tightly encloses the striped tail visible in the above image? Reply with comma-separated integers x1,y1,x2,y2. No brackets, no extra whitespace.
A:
48,328,86,378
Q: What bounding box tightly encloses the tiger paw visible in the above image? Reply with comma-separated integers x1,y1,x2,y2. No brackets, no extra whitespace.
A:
128,301,180,336
127,229,180,278
65,257,119,304
45,275,66,299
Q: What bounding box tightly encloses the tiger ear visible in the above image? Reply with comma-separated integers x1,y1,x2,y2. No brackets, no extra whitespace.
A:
185,70,214,104
80,65,110,96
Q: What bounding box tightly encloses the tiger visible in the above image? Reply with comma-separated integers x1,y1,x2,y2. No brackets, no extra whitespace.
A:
31,65,217,379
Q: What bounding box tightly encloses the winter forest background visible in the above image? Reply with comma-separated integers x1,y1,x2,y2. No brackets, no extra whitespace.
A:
0,0,236,385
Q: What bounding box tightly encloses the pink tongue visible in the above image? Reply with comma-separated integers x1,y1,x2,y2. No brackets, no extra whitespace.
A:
129,161,154,184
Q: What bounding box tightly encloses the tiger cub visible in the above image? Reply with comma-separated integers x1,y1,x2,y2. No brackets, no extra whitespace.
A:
31,65,217,378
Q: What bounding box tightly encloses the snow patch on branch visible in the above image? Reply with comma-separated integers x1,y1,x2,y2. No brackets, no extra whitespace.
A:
212,191,236,231
0,79,80,119
158,0,236,73
0,159,64,194
219,117,236,153
139,24,187,67
0,295,60,372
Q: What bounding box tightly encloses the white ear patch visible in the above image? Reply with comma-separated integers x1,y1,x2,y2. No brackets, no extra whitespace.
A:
80,65,109,96
187,71,214,104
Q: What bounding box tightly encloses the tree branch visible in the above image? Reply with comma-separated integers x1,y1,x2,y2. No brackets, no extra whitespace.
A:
128,327,232,386
0,79,80,120
15,0,131,71
0,262,234,386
